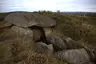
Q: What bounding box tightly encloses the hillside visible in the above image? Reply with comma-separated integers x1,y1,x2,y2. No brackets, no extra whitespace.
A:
0,11,96,64
36,11,96,45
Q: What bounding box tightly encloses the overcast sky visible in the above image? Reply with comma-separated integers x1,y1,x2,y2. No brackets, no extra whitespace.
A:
0,0,96,12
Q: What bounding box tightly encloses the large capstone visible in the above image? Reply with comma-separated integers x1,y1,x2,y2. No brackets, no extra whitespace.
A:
4,12,56,27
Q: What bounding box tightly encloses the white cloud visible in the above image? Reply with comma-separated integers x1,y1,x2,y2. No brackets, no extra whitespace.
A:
0,0,96,12
23,0,58,11
22,0,96,12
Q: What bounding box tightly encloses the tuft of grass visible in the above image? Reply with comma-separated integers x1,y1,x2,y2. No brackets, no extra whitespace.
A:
0,42,14,64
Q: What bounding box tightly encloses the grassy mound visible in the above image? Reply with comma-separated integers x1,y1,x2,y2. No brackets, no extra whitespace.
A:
0,11,96,64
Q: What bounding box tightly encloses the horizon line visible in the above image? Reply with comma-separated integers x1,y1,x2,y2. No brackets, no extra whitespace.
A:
0,10,96,13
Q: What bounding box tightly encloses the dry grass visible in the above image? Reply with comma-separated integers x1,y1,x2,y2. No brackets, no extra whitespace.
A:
0,42,14,64
37,11,96,45
0,12,96,64
0,28,67,64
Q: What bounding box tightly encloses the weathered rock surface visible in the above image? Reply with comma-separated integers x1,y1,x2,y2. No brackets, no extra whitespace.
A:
55,48,90,64
32,28,43,42
32,42,53,54
63,37,96,63
46,34,67,51
5,12,56,27
63,37,84,49
83,62,95,64
0,22,11,27
12,26,33,37
83,44,96,62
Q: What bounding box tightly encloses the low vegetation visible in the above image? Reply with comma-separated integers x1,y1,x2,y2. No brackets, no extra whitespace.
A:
36,11,96,45
0,11,96,64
